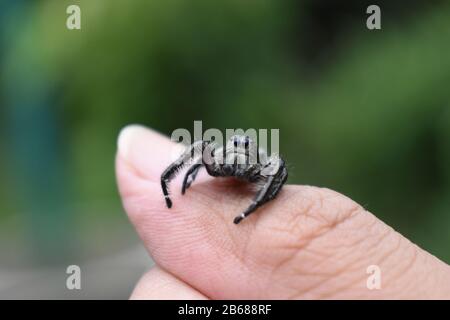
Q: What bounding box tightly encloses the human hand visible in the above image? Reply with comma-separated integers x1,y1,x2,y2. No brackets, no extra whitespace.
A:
116,125,450,299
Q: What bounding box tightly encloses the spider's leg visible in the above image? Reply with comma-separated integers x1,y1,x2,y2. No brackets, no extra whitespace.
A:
161,159,184,208
233,164,288,224
233,175,275,224
263,166,288,202
181,163,203,195
161,140,204,208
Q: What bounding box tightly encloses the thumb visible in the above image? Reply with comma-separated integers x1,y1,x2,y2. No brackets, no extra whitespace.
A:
116,124,450,299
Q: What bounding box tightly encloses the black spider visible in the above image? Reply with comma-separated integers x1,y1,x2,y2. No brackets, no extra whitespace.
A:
161,135,288,224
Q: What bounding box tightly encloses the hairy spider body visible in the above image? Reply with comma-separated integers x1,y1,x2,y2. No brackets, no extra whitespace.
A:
161,135,288,224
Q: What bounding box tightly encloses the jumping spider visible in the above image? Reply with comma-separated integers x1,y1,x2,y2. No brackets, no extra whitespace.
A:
161,135,288,224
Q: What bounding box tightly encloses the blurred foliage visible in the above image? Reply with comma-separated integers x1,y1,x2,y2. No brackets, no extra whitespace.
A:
1,0,450,262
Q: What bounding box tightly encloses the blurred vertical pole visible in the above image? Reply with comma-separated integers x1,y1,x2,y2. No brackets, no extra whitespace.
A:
2,0,73,264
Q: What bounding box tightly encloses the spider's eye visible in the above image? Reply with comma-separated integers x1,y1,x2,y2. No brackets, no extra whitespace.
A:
244,136,250,148
233,139,238,147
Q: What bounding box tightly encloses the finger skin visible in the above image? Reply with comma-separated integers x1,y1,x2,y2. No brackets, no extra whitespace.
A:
131,266,208,300
117,124,450,299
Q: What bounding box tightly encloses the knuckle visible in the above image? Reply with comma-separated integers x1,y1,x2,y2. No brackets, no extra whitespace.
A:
260,187,381,298
271,186,366,240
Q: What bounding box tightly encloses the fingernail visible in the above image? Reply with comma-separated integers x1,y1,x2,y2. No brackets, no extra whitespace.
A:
117,124,148,162
117,124,180,180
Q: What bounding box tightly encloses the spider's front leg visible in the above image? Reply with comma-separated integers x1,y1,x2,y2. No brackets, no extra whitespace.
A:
161,159,183,208
181,142,221,194
181,163,203,195
233,159,288,224
161,140,204,208
233,175,275,224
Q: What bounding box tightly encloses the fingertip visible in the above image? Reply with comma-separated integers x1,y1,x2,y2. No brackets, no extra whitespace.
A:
117,124,150,162
116,124,179,181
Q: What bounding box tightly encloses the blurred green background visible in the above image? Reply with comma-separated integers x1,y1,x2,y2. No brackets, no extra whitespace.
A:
1,0,449,298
